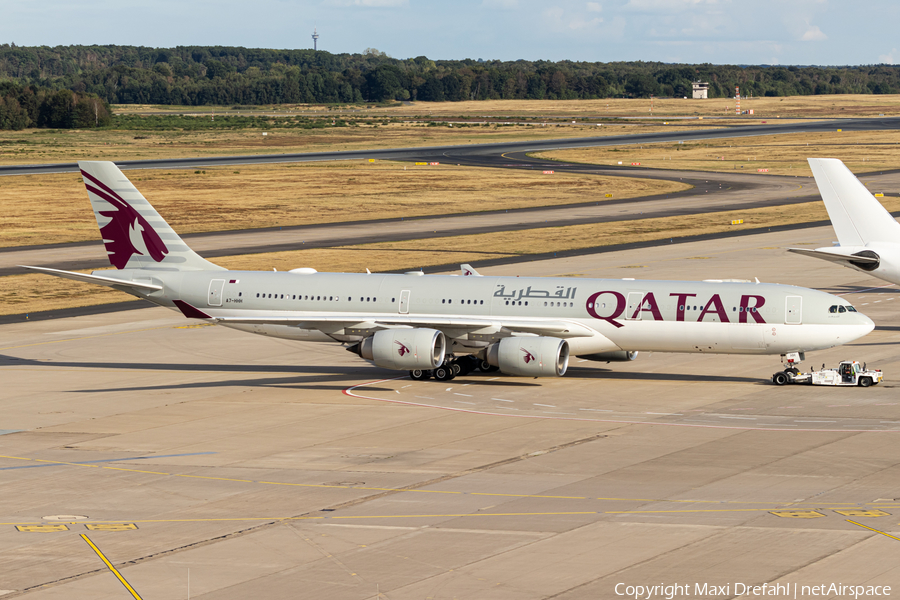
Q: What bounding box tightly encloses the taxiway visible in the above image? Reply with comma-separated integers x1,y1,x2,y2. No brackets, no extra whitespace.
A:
3,226,900,598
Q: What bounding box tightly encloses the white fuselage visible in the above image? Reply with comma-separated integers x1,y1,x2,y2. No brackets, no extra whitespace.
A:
119,269,874,356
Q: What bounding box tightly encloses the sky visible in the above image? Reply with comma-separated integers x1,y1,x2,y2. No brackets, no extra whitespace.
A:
1,0,898,66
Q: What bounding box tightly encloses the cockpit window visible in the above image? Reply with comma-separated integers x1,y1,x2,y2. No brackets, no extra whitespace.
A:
829,304,857,313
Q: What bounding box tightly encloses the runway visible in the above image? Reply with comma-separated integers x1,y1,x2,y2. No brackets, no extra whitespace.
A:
2,116,900,177
4,159,900,279
4,115,900,280
3,226,900,598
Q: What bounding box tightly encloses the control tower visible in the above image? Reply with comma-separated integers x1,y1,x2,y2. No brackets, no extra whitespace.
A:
312,27,319,51
692,81,709,99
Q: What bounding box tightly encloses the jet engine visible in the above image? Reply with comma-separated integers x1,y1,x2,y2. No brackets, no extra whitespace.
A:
486,337,569,377
850,250,880,272
577,350,638,363
350,328,446,371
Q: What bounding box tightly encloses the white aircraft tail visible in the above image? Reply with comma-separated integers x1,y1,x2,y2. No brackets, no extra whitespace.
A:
79,161,223,271
808,158,900,246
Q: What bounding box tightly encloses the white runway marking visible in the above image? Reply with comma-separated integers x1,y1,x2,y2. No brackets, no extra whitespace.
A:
534,403,556,408
492,398,514,402
342,379,900,433
454,393,473,397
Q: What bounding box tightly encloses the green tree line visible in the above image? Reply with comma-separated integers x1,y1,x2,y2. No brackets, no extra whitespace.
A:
0,44,898,115
0,82,112,130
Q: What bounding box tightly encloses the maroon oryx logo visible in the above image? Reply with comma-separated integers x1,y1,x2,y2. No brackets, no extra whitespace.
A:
520,348,535,364
82,169,168,269
395,341,411,357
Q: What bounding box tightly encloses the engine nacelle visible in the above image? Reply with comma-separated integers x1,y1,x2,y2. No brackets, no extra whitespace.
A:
577,350,638,363
356,328,446,371
486,337,569,377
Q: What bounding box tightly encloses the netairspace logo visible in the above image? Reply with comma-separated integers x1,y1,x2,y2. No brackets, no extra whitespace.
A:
614,582,892,599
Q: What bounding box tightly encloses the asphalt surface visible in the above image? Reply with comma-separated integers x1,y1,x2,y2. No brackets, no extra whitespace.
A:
3,228,900,598
2,116,900,176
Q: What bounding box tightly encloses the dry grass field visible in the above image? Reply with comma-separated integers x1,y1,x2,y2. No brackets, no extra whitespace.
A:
0,121,697,166
117,94,900,119
538,129,900,177
10,195,900,316
0,161,687,248
363,95,900,119
5,95,900,316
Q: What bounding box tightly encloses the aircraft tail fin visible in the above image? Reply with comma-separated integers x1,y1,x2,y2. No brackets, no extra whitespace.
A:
461,264,482,276
808,158,900,246
79,161,224,272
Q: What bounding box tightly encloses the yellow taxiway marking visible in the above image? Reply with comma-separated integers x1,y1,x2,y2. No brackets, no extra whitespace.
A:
13,506,900,530
846,520,900,542
81,534,144,600
769,510,826,519
1,454,893,510
16,524,69,532
834,509,891,518
85,523,138,531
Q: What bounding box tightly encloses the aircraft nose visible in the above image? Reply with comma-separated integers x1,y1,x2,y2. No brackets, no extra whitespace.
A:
852,313,875,340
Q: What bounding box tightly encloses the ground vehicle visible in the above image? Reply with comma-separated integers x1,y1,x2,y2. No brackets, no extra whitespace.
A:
772,360,883,387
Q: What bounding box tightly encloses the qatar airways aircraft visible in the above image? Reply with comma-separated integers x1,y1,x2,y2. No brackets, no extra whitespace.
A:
24,161,874,381
789,158,900,286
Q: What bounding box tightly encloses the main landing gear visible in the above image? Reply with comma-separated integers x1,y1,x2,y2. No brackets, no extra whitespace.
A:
408,355,498,381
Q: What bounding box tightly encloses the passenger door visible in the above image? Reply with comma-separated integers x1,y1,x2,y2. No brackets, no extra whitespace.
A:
208,279,225,307
399,290,410,314
785,296,802,324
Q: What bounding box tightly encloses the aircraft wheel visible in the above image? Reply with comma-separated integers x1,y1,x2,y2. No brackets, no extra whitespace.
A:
433,365,455,381
410,369,431,381
773,372,788,386
859,377,872,387
457,355,477,376
478,359,499,373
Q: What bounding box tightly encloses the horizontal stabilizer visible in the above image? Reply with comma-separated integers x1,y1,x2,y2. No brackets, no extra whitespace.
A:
20,265,163,291
787,248,879,265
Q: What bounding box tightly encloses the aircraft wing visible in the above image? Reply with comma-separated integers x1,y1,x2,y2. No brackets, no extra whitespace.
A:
217,315,596,338
173,301,596,338
20,266,163,292
786,248,879,265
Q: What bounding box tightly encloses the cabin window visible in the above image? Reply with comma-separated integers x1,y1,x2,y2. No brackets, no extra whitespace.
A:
524,301,528,306
256,293,259,298
505,301,509,305
373,297,377,302
392,297,396,302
